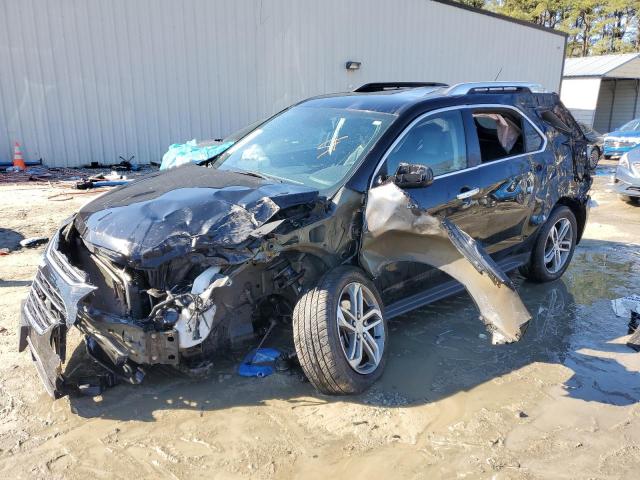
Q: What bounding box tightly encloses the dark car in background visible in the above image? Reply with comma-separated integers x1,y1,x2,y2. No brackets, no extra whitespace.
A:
19,82,594,398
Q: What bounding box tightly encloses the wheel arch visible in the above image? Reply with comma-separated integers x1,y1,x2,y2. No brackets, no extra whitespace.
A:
556,196,587,244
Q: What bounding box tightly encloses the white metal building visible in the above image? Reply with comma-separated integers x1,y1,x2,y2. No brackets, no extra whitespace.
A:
1,0,567,167
561,53,640,133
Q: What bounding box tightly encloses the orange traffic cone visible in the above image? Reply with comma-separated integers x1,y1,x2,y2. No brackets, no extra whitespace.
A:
13,142,26,170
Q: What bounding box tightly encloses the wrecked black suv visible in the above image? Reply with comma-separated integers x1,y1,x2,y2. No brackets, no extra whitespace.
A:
19,82,593,397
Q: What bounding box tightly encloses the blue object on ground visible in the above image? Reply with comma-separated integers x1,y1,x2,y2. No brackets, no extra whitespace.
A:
91,180,131,187
160,140,234,170
238,348,281,378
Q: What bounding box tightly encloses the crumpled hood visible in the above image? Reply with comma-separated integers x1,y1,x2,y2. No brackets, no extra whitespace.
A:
74,164,319,267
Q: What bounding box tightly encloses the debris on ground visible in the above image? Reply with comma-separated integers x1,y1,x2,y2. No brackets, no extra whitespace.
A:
628,312,640,352
611,294,640,318
19,237,49,248
612,296,640,352
0,248,9,256
75,172,132,190
238,348,282,378
0,164,156,203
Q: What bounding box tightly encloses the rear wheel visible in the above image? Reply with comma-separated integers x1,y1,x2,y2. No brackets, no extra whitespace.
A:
519,206,577,282
589,147,600,168
293,266,387,395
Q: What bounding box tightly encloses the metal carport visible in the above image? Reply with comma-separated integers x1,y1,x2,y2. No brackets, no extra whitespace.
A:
561,53,640,133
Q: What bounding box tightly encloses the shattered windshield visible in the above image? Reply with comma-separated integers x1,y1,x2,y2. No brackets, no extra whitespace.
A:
211,106,396,190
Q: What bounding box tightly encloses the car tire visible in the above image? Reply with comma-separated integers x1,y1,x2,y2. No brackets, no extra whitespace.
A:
519,206,578,283
293,266,387,395
620,195,640,205
589,147,600,169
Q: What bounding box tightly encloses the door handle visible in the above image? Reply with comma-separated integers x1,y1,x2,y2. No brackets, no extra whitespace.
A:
457,187,479,200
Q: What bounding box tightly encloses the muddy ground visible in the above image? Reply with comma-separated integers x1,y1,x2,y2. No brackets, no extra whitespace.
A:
1,165,639,479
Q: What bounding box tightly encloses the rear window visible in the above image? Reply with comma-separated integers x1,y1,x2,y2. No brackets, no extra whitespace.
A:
471,110,525,163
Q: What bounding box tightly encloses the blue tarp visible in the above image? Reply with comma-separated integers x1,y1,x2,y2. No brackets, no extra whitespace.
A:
160,139,234,170
238,348,281,378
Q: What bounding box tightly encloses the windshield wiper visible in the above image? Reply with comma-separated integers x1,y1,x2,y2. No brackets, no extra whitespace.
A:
230,168,284,183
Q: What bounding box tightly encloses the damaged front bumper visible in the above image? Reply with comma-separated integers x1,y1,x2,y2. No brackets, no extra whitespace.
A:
18,226,182,398
18,229,96,397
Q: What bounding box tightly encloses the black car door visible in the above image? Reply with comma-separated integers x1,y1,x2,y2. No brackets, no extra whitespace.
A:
370,105,544,302
380,106,543,251
447,106,546,253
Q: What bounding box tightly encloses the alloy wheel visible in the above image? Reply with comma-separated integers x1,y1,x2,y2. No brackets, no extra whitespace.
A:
543,218,573,274
336,282,384,374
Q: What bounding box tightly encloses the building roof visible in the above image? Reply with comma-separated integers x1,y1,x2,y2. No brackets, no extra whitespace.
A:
564,54,640,78
432,0,567,38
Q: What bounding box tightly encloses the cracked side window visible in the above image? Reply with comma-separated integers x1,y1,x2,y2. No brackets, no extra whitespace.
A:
385,110,467,177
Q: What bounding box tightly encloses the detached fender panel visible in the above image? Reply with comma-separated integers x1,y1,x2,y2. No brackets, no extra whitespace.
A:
360,183,531,343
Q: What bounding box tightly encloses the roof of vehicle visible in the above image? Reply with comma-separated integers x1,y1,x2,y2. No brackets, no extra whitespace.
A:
301,86,447,115
299,82,551,115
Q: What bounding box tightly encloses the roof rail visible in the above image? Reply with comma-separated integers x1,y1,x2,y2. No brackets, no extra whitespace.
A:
354,82,449,92
445,82,546,96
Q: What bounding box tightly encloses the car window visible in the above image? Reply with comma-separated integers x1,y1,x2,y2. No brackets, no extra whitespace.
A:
619,119,640,132
523,120,544,152
385,110,467,177
211,106,396,192
472,110,525,162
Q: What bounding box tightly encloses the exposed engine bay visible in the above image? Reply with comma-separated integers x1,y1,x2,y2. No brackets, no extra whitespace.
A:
19,166,366,396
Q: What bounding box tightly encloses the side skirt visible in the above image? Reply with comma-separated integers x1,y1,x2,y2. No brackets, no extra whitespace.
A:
385,253,530,320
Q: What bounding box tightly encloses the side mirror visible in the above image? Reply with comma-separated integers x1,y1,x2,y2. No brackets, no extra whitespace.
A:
393,162,434,188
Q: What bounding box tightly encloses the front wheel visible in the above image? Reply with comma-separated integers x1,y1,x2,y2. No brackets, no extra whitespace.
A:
293,266,387,395
519,206,577,282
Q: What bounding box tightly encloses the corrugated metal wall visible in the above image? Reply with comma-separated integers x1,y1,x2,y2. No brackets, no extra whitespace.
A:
593,79,640,133
0,0,566,167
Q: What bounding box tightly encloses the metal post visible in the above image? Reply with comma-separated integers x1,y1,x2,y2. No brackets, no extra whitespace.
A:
634,79,639,118
608,79,617,132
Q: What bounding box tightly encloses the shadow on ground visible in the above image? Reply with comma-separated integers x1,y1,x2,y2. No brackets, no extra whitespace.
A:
65,239,640,421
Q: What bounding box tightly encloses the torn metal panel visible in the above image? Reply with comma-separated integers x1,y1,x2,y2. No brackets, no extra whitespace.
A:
360,182,531,344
